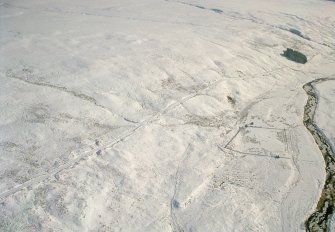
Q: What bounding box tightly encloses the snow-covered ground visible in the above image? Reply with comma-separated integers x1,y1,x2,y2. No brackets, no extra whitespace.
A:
0,0,335,231
315,80,335,151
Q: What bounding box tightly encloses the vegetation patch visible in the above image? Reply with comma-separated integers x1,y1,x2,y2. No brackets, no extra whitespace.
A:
282,48,307,64
288,28,310,40
211,8,223,14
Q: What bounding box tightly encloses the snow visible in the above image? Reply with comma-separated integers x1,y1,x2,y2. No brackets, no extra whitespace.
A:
314,80,335,151
0,0,335,231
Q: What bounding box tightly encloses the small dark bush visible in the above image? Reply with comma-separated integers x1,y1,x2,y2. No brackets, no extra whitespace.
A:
227,96,236,106
282,48,307,64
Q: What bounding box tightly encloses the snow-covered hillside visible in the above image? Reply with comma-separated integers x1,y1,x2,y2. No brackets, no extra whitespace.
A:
0,0,335,231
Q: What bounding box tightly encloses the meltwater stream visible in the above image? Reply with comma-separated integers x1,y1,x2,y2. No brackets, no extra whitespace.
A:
303,78,335,232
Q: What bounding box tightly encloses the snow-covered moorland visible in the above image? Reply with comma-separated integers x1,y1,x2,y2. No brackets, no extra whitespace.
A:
0,0,335,231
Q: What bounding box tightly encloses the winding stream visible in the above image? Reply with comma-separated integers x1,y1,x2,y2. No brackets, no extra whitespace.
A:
303,78,335,232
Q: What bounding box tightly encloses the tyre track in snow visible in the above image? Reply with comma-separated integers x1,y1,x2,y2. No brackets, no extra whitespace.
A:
0,77,225,202
170,144,191,232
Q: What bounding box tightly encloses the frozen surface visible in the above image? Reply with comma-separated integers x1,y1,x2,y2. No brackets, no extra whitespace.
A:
314,80,335,150
0,0,335,231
